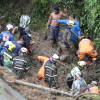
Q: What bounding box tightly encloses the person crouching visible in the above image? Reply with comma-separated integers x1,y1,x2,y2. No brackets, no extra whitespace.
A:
12,47,30,78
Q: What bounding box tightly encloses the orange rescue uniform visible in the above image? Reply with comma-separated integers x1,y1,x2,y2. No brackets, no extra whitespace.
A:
78,39,97,60
85,86,99,93
37,56,49,81
90,86,99,93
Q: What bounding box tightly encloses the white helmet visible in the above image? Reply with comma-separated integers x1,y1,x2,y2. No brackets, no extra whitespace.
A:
6,24,13,30
20,47,28,54
78,61,86,67
5,41,13,47
67,20,74,26
51,54,60,61
91,81,97,86
27,33,32,38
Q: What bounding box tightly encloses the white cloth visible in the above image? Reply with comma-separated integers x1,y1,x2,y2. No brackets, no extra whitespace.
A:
19,15,31,28
71,78,87,96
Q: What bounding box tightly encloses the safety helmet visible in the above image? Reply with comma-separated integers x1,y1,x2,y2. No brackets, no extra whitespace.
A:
5,41,13,47
80,36,86,40
78,61,86,67
67,20,74,26
20,47,28,54
27,33,32,38
8,43,16,52
6,24,14,31
91,81,97,86
51,54,60,61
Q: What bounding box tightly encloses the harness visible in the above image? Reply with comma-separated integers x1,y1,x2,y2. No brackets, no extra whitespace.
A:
44,60,57,87
13,58,29,70
3,50,14,71
13,57,29,78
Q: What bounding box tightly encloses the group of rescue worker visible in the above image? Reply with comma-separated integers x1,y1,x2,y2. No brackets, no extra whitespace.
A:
36,6,99,95
0,5,99,96
0,24,34,78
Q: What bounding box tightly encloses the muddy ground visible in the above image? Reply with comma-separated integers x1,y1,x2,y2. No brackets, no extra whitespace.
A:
0,30,100,100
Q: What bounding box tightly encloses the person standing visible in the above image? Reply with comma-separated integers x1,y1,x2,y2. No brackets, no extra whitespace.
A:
46,6,67,44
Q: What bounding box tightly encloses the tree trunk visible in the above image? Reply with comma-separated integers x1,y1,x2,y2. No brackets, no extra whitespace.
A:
14,80,73,97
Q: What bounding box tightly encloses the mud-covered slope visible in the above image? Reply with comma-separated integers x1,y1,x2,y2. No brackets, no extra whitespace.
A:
0,31,99,100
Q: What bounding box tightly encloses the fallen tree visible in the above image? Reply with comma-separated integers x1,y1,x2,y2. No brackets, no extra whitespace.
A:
14,80,73,97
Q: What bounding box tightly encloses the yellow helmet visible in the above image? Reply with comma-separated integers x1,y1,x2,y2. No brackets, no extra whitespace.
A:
8,43,16,52
78,61,86,67
67,20,74,26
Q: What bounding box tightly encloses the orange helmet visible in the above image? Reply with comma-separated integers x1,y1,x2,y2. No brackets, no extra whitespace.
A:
80,36,86,40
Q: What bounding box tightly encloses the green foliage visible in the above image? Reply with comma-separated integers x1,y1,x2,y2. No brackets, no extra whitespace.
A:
0,0,99,38
94,38,100,51
82,94,100,99
80,0,100,39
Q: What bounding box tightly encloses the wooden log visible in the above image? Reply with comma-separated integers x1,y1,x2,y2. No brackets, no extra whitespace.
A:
0,78,27,100
14,80,73,97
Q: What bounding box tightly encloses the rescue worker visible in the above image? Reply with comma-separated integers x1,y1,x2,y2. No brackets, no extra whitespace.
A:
56,14,81,33
0,24,14,44
37,54,60,88
3,41,16,72
71,74,87,96
56,20,81,49
85,81,100,93
12,37,25,56
58,21,74,61
12,47,30,78
77,36,97,64
21,27,35,53
0,41,13,66
46,6,67,45
12,26,30,38
67,61,86,89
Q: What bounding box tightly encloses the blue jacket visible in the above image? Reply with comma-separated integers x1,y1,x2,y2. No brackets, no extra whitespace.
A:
56,19,81,40
12,41,22,56
0,45,3,52
0,31,14,43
